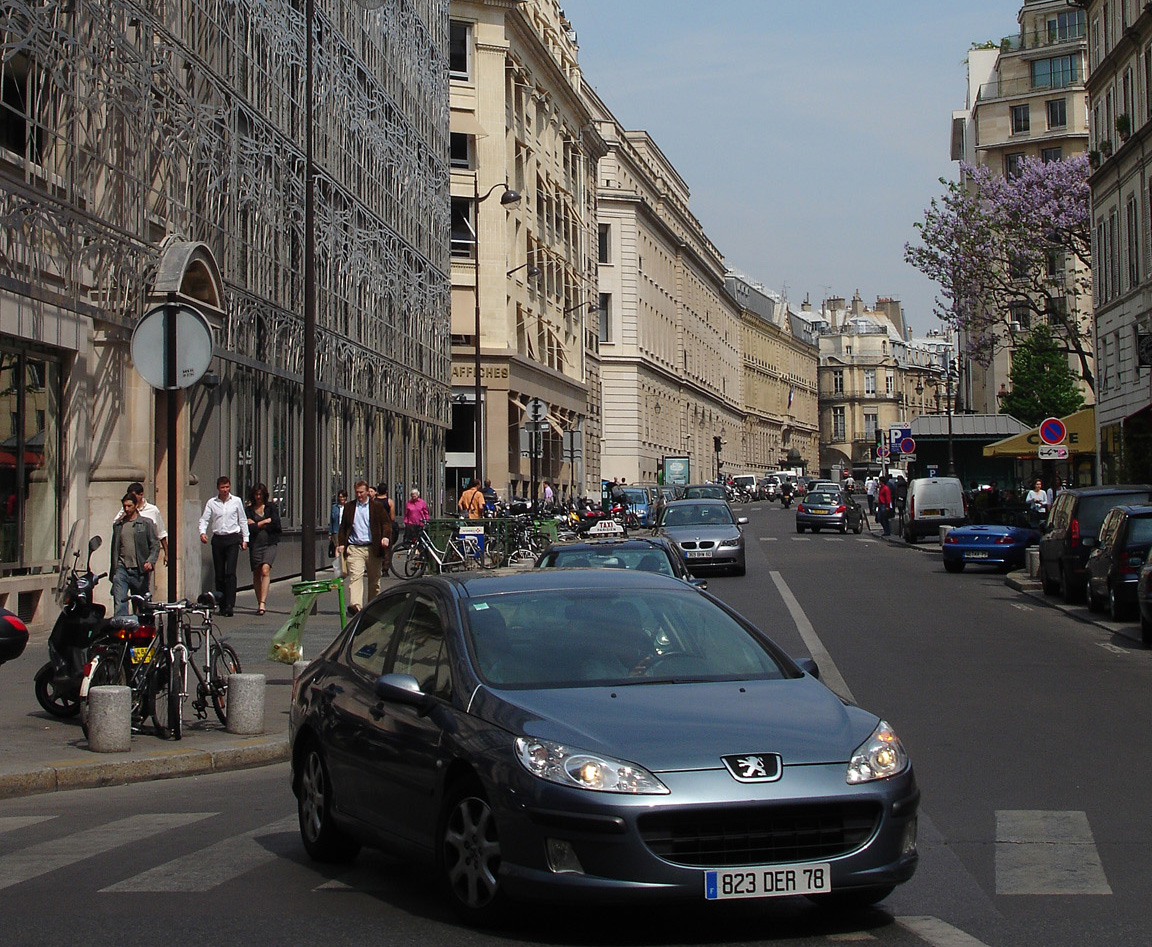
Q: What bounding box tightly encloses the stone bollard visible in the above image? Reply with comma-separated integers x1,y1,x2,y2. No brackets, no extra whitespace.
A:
1026,547,1041,578
87,685,132,753
292,659,309,681
226,673,266,735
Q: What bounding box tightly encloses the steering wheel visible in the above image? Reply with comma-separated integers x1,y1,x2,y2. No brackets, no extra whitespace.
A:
642,651,695,674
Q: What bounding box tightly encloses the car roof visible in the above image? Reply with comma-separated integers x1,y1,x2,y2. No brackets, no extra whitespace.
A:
1062,484,1152,495
1107,504,1152,516
541,537,675,553
426,567,692,598
664,497,729,506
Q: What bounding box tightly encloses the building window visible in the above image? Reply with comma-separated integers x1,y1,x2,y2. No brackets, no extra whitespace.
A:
1005,152,1026,178
450,197,475,259
1041,146,1063,163
1031,54,1079,90
450,132,472,169
1009,299,1032,331
864,412,878,440
598,293,611,343
0,346,61,575
598,223,610,264
450,21,471,81
832,369,844,394
1046,248,1062,279
1011,104,1030,135
832,407,845,442
1046,98,1067,129
864,369,876,395
1127,194,1140,288
1145,45,1152,119
885,370,894,396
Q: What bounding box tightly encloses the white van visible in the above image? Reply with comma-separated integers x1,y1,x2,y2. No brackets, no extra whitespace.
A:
730,473,758,498
904,477,967,543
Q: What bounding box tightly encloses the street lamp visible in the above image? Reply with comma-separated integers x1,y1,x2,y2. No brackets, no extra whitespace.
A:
473,179,521,483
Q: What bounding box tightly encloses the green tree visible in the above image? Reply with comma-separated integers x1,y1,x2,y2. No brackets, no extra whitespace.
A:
998,324,1084,427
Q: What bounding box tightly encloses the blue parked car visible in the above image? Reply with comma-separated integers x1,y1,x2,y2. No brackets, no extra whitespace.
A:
942,507,1041,573
620,486,654,526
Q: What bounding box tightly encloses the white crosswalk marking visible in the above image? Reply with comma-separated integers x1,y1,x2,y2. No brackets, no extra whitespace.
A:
102,815,298,892
0,813,214,891
995,810,1111,895
897,916,992,946
0,816,55,834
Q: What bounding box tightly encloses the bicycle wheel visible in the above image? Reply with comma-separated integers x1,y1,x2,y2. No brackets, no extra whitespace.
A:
441,542,468,573
480,545,503,569
393,542,426,579
148,656,172,740
389,540,413,579
167,650,185,741
209,642,241,725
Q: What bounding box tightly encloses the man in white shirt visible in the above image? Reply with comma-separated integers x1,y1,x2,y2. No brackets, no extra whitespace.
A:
864,476,877,515
198,475,249,616
115,482,169,566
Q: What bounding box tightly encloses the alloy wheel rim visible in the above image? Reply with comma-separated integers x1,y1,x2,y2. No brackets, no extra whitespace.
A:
301,752,325,842
443,795,500,908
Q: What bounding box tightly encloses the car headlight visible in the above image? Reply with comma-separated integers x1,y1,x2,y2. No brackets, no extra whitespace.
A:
515,737,669,794
719,537,741,548
846,721,909,784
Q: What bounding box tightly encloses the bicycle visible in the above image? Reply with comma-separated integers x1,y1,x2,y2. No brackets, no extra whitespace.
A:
390,525,496,578
178,592,242,726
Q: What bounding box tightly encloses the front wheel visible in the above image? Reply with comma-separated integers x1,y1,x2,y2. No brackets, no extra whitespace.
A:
297,742,361,863
440,779,506,925
34,662,81,718
149,657,172,739
167,651,185,740
208,642,241,725
388,540,413,579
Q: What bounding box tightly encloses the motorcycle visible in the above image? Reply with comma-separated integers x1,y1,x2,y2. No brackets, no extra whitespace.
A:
34,534,109,717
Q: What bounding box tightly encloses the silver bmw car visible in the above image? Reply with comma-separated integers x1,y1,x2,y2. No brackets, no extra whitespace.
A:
289,570,919,924
657,498,747,575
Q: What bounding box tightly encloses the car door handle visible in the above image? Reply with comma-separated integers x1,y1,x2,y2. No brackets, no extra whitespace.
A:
369,703,385,721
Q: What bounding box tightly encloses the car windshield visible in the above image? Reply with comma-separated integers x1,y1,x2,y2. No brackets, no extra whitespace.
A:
684,486,725,499
806,493,840,505
621,488,647,504
543,547,674,576
466,587,789,688
661,503,734,527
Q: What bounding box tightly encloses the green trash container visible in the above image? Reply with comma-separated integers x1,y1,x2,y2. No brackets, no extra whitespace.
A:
268,577,347,664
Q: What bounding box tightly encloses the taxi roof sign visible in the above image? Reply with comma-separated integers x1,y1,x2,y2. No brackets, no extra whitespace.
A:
587,519,625,536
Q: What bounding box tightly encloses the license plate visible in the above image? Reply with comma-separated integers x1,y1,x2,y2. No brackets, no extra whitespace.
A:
705,863,831,900
812,509,830,514
131,646,152,663
965,551,990,559
686,550,713,559
922,508,944,517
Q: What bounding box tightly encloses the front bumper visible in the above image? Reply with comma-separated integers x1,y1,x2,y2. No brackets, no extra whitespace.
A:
492,763,919,903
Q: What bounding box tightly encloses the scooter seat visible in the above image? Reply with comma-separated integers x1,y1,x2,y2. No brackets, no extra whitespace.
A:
106,615,140,633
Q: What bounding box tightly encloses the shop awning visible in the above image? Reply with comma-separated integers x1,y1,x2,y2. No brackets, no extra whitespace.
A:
982,407,1096,457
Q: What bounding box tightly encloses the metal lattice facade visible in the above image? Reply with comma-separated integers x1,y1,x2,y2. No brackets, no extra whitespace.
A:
0,0,450,618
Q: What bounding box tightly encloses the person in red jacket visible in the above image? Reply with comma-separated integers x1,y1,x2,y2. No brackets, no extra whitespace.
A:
877,475,894,537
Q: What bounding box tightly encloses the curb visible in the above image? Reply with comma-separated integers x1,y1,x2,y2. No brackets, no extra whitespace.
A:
1003,571,1148,648
0,736,289,800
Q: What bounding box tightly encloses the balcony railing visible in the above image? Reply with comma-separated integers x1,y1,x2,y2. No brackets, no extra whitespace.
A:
999,22,1086,54
977,68,1082,102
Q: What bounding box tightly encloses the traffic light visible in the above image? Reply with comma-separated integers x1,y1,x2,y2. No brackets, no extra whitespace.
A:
713,435,722,453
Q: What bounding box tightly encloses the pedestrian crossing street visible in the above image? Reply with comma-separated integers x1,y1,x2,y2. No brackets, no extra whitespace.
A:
0,806,1115,912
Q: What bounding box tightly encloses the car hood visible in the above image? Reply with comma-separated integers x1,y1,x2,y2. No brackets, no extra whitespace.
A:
471,678,876,770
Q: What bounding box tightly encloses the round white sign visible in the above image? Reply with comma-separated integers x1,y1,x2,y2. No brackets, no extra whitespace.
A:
131,304,214,390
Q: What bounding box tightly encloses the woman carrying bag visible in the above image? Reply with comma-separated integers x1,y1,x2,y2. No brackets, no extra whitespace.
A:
246,482,282,615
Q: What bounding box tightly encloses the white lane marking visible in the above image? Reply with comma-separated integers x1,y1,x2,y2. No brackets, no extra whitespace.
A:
826,931,878,942
896,916,993,947
1097,642,1131,656
0,813,214,890
995,810,1111,895
0,816,55,834
102,815,298,892
1009,603,1032,611
769,572,855,703
791,537,811,542
759,536,777,542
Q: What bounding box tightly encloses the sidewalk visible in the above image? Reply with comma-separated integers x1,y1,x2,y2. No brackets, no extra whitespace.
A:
0,570,352,800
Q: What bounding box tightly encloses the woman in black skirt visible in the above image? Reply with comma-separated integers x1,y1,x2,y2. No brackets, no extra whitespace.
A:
246,483,281,615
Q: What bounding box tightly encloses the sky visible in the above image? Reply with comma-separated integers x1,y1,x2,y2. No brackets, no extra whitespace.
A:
560,0,1016,337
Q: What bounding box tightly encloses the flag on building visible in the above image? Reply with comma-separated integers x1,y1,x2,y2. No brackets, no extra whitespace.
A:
787,386,795,409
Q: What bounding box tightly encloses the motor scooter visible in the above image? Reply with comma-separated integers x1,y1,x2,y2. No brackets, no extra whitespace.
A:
34,534,108,717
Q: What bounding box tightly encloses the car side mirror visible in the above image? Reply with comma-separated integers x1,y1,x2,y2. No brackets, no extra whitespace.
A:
375,673,432,710
796,657,820,680
736,517,749,526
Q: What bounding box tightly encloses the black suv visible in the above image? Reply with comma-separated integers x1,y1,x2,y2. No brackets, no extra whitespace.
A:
1085,505,1152,620
1039,485,1152,603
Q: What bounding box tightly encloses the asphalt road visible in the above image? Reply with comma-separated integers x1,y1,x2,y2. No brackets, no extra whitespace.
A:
2,500,1150,946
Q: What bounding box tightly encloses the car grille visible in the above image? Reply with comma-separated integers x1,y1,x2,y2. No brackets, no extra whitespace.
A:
679,540,716,550
637,801,881,867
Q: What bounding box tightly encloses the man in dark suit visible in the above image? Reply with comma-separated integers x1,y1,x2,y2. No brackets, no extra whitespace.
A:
336,480,393,613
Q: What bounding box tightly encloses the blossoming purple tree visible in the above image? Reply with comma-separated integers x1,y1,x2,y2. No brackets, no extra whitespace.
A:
905,154,1094,393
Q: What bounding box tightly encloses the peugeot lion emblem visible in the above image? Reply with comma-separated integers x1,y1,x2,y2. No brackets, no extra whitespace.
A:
721,753,782,783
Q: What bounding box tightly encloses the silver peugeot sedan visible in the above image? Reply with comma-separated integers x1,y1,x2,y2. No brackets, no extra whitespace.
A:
656,498,747,575
289,569,919,924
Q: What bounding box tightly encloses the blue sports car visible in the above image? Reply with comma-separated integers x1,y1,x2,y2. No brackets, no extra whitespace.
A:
942,507,1041,573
